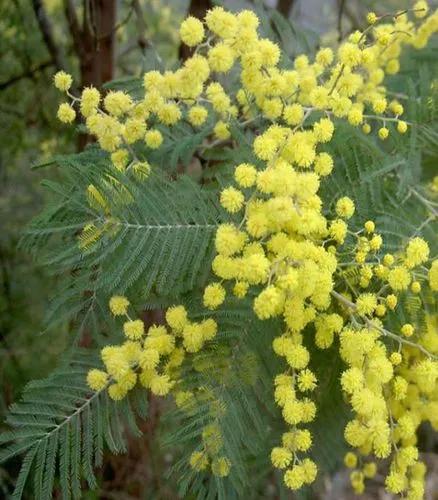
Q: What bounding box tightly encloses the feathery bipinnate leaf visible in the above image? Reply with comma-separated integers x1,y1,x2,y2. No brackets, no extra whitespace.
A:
0,349,147,499
22,147,225,330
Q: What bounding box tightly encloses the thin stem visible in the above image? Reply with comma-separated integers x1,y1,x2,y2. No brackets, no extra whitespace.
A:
362,114,411,125
331,290,437,360
410,188,438,215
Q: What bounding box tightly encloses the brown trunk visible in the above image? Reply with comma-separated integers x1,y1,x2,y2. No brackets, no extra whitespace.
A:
79,0,116,149
80,0,116,89
64,0,116,149
179,0,212,61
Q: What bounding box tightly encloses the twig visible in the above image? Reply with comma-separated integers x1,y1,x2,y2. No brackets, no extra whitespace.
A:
63,0,85,60
337,0,346,42
331,290,437,360
31,0,66,71
410,188,438,215
132,0,163,68
0,60,53,91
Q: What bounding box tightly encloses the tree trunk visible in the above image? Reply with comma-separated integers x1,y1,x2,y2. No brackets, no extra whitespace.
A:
80,0,116,89
64,0,116,149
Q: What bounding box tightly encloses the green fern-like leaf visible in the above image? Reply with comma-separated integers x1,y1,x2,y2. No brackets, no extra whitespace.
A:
0,349,147,499
22,148,224,331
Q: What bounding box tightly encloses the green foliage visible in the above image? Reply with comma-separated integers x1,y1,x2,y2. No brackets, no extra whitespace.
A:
161,294,349,499
2,3,438,499
0,349,148,499
23,147,224,334
5,89,438,500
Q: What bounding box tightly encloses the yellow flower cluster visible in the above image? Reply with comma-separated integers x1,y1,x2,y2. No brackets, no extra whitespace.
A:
68,3,438,493
189,424,231,477
52,5,438,172
87,299,217,401
329,231,436,496
339,314,438,498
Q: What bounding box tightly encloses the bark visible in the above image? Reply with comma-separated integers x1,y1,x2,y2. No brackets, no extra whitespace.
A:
64,0,117,149
64,0,116,90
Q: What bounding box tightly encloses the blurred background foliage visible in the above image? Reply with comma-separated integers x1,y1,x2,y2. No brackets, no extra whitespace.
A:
0,0,437,498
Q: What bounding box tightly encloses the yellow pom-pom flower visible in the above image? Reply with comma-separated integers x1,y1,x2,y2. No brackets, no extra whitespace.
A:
104,91,133,116
123,320,145,340
429,260,438,291
57,103,76,123
397,120,408,133
387,266,411,291
414,1,428,19
53,71,73,92
271,447,292,469
188,105,208,127
378,127,389,140
109,295,129,316
166,305,188,332
208,43,235,73
87,369,108,391
80,86,100,117
336,197,355,219
220,187,244,213
284,466,305,490
203,283,226,309
367,12,377,24
344,452,357,468
235,163,257,188
211,457,231,477
401,323,414,337
405,237,429,268
364,220,375,233
180,16,205,46
145,129,163,149
190,451,209,471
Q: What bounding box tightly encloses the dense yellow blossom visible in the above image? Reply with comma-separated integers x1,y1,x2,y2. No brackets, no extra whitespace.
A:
145,129,163,149
405,237,430,268
80,87,100,117
220,187,244,213
123,319,144,340
188,105,208,126
61,4,438,495
388,265,411,291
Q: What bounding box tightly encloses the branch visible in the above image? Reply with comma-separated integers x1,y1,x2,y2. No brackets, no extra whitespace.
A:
331,290,437,360
63,0,85,60
0,60,53,91
132,0,150,51
410,188,438,217
31,0,66,71
337,0,346,42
